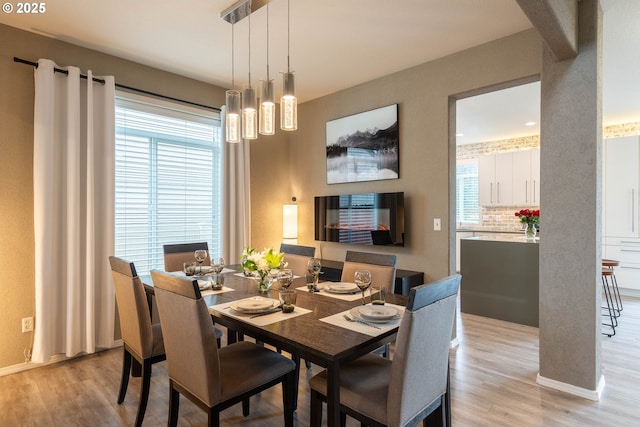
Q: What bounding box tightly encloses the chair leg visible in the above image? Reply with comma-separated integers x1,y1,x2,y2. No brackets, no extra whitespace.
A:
207,408,220,427
168,383,180,427
291,354,301,411
310,389,323,427
117,348,132,404
242,398,250,416
134,360,152,427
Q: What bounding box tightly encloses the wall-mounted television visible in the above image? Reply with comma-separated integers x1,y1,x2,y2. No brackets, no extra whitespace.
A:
315,192,405,246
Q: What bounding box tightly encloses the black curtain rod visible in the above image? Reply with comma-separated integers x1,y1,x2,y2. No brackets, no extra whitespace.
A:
13,57,221,112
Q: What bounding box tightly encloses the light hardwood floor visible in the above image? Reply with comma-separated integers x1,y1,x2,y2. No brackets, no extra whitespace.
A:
2,296,640,426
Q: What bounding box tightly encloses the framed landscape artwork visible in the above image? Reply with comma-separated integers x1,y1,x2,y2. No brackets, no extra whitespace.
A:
326,104,399,184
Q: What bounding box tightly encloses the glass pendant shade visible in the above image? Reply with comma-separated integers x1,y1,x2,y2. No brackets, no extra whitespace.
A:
259,79,275,135
242,87,258,140
225,89,241,143
280,72,297,131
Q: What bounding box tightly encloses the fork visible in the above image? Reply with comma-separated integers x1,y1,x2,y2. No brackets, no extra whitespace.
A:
343,314,381,329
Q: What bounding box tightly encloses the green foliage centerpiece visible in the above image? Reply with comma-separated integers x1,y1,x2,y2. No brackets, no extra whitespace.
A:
240,247,285,292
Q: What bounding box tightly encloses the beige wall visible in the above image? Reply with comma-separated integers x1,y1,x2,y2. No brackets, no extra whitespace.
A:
264,29,542,280
0,24,226,369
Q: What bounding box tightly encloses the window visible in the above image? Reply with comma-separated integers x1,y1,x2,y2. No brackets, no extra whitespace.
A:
115,94,222,275
456,159,479,224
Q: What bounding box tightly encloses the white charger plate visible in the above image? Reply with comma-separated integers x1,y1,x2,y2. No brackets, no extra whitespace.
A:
350,306,400,323
324,282,359,294
232,297,277,313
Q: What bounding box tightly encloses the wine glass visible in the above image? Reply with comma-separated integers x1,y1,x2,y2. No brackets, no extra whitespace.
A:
307,258,322,291
277,269,294,289
354,270,372,305
211,257,225,274
194,249,207,276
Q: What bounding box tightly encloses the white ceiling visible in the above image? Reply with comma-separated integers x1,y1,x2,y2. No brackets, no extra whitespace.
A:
2,0,638,143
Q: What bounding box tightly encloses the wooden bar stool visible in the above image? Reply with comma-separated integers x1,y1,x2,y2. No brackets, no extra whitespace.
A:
602,268,617,337
602,259,623,315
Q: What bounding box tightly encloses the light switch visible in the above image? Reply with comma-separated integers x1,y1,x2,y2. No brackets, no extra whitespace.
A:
434,218,441,231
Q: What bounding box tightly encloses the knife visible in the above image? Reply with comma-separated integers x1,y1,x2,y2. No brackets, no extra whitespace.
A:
249,307,283,319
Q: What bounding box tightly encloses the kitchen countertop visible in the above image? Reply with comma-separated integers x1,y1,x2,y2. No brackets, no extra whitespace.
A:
456,228,523,234
461,235,539,243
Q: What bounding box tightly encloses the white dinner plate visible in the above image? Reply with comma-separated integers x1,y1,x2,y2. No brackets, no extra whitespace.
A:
349,307,400,323
231,297,278,313
357,305,398,320
324,282,359,294
198,279,211,290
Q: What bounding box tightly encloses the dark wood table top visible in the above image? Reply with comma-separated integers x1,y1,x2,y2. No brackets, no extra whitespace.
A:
141,270,407,426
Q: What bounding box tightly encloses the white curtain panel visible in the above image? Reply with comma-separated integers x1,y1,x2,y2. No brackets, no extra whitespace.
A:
32,59,115,363
221,105,252,264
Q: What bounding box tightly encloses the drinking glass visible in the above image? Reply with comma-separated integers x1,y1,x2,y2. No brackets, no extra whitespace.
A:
194,249,207,276
307,258,321,291
354,270,372,305
277,269,294,290
183,261,197,276
211,257,225,274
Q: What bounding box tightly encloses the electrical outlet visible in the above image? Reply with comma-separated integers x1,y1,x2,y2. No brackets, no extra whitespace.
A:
22,317,34,333
434,218,441,231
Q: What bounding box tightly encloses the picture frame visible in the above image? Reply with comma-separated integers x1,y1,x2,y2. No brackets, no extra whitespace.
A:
326,104,399,184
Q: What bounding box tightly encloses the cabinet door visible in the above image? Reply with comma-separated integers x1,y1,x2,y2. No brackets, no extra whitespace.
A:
604,136,640,238
530,148,540,205
512,151,532,205
478,155,496,206
494,152,513,205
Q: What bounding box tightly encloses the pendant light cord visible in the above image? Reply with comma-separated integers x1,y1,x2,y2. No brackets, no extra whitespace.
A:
287,0,291,73
248,12,252,87
231,23,235,89
266,2,270,81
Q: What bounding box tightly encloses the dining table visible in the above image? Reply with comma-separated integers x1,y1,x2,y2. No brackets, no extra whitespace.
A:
141,268,407,427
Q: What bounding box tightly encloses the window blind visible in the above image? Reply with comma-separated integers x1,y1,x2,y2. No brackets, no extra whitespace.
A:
456,159,479,224
115,94,222,275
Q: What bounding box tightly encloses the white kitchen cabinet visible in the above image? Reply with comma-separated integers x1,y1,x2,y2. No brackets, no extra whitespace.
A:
603,135,640,291
604,136,640,238
512,150,540,205
478,152,513,206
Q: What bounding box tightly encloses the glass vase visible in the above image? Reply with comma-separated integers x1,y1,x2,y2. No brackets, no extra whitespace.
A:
524,223,537,240
257,275,272,293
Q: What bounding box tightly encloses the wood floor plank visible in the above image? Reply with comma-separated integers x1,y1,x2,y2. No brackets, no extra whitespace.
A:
2,297,640,426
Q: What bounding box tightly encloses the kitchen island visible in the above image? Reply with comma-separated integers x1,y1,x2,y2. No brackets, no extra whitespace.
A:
460,235,539,327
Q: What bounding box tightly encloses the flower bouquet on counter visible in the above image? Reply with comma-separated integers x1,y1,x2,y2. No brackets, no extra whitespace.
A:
240,247,285,292
515,209,540,240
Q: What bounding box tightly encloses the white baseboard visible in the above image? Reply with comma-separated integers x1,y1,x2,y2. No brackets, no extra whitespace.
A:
619,287,640,298
536,372,605,401
0,340,123,378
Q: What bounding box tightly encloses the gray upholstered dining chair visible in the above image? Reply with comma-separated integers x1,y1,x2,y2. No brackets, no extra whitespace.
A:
162,242,224,345
309,274,461,427
163,241,210,272
341,250,397,293
280,243,316,277
150,270,297,427
341,251,397,358
109,256,166,427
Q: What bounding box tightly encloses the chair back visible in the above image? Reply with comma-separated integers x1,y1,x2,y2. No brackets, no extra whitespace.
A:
280,244,316,277
151,270,222,406
341,251,397,292
163,242,209,272
109,256,154,360
387,274,460,426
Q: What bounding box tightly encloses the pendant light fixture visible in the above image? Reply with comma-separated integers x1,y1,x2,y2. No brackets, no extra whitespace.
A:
259,2,275,135
280,0,297,131
225,21,241,143
242,12,258,140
